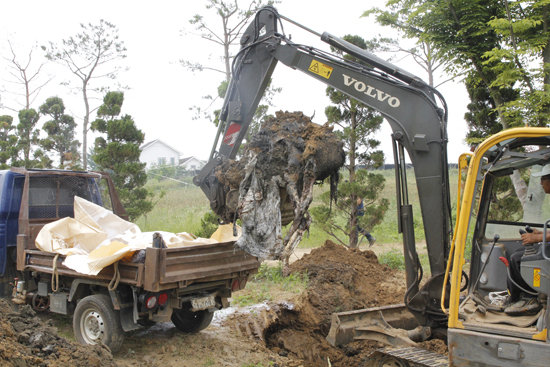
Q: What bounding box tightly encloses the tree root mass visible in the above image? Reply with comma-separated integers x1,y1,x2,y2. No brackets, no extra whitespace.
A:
216,111,345,261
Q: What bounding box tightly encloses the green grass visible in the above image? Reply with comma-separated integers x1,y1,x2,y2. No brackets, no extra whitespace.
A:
232,263,308,307
134,181,209,234
137,168,461,251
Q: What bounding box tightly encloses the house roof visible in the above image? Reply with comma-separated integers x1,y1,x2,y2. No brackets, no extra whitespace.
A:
140,139,183,155
179,156,206,165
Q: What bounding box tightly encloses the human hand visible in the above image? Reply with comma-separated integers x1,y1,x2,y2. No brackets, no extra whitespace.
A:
521,232,541,245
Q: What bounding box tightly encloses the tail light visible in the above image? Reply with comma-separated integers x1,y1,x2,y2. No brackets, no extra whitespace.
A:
158,293,169,307
146,296,157,309
231,279,240,291
239,278,248,290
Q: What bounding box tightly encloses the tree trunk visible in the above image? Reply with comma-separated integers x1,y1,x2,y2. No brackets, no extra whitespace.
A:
222,15,231,81
349,108,358,248
511,170,528,206
82,81,89,170
522,165,546,223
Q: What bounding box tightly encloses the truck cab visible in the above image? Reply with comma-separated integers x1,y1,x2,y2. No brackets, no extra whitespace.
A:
0,169,122,279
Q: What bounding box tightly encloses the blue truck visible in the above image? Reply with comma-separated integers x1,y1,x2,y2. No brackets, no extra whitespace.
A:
1,168,259,353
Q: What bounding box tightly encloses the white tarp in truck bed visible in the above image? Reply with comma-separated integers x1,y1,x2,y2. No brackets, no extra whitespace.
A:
35,196,240,275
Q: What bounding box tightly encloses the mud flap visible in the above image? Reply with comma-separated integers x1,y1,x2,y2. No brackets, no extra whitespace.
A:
327,304,423,347
120,305,139,332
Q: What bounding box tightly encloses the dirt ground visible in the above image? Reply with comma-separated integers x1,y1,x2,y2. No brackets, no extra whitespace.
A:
1,240,447,367
0,300,117,367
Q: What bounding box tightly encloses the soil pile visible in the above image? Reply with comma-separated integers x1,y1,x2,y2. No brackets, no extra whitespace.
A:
228,240,448,366
263,240,409,366
288,240,407,332
0,299,117,367
228,240,414,366
215,111,345,261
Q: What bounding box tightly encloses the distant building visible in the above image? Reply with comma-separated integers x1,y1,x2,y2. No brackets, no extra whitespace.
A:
140,139,182,170
179,156,206,172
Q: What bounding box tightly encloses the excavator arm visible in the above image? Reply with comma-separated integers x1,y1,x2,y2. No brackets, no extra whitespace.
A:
194,6,452,329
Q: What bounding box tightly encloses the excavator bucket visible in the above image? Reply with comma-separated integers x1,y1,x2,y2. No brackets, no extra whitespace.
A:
327,304,423,347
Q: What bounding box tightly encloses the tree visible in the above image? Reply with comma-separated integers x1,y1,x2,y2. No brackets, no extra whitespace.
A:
463,76,519,146
310,35,389,248
91,91,153,221
47,20,127,170
365,1,550,214
1,40,53,111
39,97,81,169
181,0,281,147
0,115,19,169
363,6,453,88
14,108,51,168
482,0,550,126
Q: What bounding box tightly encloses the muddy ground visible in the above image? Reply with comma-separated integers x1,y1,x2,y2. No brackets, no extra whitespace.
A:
1,240,447,367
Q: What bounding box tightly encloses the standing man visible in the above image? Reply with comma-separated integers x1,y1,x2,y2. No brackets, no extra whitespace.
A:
357,197,376,246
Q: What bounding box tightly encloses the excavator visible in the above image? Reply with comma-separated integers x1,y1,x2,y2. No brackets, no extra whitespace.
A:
194,6,550,366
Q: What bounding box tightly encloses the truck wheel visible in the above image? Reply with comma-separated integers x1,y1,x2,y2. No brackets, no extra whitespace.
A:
73,294,124,353
171,304,214,333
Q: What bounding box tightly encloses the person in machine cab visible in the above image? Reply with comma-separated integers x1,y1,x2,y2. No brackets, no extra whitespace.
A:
505,165,550,315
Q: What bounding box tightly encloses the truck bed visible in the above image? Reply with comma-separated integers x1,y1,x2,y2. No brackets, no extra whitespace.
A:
22,241,261,292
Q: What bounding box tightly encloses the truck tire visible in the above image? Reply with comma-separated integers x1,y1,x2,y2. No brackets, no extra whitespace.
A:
73,294,124,353
171,304,214,333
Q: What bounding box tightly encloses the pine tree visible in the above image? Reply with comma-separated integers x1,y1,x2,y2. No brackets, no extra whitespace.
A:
91,91,153,220
310,35,389,248
39,97,81,169
14,109,51,168
0,115,19,169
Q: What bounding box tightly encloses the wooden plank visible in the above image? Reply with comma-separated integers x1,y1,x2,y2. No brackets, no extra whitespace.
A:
144,247,160,291
164,250,253,266
162,260,260,283
17,235,27,271
164,254,257,273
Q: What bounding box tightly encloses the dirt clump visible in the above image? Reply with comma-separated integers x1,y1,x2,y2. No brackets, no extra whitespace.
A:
418,339,449,356
216,111,344,190
0,299,117,367
288,240,406,333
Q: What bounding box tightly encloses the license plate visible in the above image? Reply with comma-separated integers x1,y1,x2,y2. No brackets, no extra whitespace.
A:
190,295,216,311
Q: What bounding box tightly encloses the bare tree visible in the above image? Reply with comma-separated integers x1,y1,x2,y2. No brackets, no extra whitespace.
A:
1,40,53,111
181,0,281,126
46,20,127,170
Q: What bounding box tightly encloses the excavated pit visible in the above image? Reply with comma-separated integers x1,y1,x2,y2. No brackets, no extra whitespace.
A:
227,240,448,367
0,299,118,367
215,111,345,261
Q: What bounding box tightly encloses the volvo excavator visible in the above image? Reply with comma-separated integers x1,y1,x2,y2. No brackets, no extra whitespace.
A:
194,6,550,366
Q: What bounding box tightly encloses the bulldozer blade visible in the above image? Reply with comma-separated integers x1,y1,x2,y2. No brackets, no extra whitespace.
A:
327,303,420,347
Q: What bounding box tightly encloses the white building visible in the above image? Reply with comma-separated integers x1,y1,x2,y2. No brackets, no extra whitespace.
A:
140,139,182,169
179,156,206,171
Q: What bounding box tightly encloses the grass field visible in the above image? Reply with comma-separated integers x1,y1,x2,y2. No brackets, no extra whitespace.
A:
136,168,462,250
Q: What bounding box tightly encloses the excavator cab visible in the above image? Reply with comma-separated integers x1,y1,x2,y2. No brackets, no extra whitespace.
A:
329,130,550,367
444,129,550,366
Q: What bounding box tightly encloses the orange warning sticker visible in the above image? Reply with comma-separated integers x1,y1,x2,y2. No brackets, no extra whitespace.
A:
308,60,333,79
534,268,541,288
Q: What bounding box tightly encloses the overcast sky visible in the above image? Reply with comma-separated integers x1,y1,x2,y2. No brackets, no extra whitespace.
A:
0,0,469,164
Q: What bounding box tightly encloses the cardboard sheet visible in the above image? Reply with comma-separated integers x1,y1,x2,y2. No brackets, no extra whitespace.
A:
35,197,241,275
